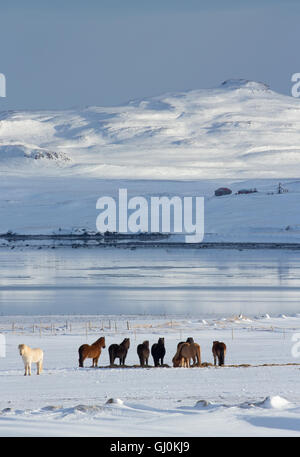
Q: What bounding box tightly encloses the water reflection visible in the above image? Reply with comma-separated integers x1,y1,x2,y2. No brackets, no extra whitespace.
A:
0,247,300,316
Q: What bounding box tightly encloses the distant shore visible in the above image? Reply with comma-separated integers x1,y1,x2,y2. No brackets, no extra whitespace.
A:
1,233,300,250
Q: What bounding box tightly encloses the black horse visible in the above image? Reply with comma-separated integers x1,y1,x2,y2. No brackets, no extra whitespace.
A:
151,337,166,367
109,338,130,366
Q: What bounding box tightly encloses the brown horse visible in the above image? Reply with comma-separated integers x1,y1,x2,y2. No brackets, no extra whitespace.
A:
78,336,106,367
137,341,150,367
172,340,201,367
109,338,130,366
212,341,226,366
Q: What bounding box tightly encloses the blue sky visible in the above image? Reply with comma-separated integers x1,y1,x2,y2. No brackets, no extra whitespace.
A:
0,0,299,109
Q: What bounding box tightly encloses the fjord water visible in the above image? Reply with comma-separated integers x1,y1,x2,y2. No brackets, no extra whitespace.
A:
0,247,300,316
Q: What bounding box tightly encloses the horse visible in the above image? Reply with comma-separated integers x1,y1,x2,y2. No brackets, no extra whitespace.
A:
137,341,150,367
172,338,198,367
109,338,130,366
18,344,43,376
172,340,201,367
151,338,166,367
212,341,226,366
78,336,106,367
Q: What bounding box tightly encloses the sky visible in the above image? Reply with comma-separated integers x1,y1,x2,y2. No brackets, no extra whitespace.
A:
0,0,300,110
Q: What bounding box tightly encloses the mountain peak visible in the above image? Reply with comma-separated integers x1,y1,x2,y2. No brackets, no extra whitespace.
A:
220,79,270,91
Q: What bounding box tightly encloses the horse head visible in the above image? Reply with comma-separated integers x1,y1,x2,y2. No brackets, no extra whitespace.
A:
96,336,106,348
18,344,25,356
123,338,130,349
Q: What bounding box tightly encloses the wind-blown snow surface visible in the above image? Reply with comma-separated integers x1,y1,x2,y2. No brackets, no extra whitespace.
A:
1,80,300,240
1,79,300,179
0,314,300,436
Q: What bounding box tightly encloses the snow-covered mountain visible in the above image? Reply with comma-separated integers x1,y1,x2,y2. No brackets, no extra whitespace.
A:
2,80,300,240
1,79,300,179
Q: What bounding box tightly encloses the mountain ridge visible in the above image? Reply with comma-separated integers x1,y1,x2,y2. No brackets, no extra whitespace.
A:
0,79,299,179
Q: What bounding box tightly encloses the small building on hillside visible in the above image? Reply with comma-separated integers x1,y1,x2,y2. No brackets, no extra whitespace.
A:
214,187,232,197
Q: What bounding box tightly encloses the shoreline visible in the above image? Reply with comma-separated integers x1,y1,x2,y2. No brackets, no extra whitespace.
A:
2,238,300,250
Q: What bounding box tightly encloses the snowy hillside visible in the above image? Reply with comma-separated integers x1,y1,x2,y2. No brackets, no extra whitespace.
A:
1,80,300,240
1,79,300,179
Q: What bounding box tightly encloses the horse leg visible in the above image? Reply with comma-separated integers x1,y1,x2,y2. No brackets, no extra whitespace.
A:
37,361,42,375
28,363,31,376
109,350,114,366
24,363,28,376
213,354,217,366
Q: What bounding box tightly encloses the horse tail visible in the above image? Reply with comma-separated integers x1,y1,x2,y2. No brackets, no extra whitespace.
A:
108,346,114,365
197,344,201,366
78,346,84,367
219,347,225,366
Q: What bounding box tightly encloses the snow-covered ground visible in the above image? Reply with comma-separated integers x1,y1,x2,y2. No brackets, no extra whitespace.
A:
0,314,299,436
1,176,300,242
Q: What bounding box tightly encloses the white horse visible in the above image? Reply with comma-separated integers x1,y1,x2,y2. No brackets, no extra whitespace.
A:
18,344,43,376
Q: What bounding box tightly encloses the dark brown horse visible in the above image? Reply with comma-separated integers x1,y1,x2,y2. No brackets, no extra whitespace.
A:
109,338,130,366
212,341,226,366
78,336,106,367
137,341,150,367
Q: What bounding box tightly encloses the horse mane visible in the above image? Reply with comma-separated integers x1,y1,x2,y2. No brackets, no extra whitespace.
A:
92,336,105,346
120,338,130,348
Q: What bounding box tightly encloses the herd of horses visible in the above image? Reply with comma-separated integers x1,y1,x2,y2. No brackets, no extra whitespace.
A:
78,336,227,369
18,337,226,375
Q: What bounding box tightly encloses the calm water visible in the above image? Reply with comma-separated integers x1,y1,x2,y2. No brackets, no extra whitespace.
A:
0,247,300,316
